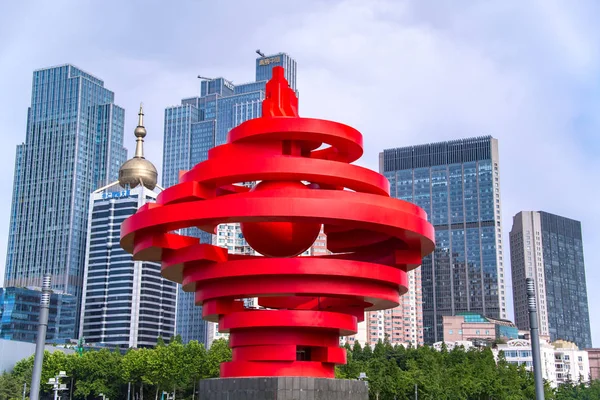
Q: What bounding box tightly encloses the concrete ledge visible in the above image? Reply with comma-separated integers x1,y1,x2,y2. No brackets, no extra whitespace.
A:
199,377,368,400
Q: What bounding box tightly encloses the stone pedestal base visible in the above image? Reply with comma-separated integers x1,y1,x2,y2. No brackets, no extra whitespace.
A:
199,377,368,400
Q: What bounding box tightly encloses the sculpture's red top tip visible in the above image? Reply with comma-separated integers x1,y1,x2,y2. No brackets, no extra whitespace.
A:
262,66,299,117
271,65,285,79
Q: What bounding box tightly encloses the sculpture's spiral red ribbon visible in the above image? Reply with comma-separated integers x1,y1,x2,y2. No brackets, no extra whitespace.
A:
121,66,435,378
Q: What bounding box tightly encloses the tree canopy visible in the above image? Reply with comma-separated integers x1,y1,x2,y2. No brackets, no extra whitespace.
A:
0,338,598,400
337,339,597,400
0,339,227,400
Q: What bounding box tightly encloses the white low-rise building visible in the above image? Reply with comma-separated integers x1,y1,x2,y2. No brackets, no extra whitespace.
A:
431,337,589,388
553,340,590,385
495,338,590,388
432,341,475,351
495,339,557,387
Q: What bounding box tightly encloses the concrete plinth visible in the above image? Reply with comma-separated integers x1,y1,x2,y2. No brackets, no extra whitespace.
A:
199,377,368,400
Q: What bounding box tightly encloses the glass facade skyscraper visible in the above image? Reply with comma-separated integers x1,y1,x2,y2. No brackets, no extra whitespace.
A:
162,53,297,346
0,287,76,344
4,65,126,336
380,136,506,344
510,211,592,349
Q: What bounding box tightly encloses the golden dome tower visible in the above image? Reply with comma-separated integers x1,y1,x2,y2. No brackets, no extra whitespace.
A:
118,104,158,190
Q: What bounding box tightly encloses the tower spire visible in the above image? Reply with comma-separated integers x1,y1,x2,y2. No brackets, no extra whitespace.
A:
134,103,147,158
118,102,157,190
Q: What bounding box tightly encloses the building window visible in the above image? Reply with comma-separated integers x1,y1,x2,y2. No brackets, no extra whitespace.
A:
449,330,453,334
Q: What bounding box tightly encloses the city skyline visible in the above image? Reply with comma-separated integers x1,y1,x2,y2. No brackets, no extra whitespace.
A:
0,1,599,346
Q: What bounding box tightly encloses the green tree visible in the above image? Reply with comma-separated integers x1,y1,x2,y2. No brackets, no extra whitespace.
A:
171,335,183,345
0,372,22,400
352,341,364,361
146,340,187,400
8,356,33,395
204,339,232,378
555,379,600,399
336,344,363,380
184,340,207,399
72,349,122,399
122,348,152,400
8,335,591,400
362,343,373,361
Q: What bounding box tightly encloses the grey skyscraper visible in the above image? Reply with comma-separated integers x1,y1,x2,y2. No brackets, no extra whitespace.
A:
4,65,126,333
380,136,507,344
162,52,297,345
79,106,176,348
510,211,591,349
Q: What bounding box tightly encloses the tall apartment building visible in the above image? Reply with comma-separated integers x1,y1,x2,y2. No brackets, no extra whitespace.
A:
380,137,506,344
162,53,298,345
79,107,177,348
510,211,591,349
4,65,126,336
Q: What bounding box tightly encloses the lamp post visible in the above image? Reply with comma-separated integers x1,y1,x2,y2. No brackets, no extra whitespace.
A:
162,391,175,400
527,278,545,400
31,275,52,400
47,371,69,400
358,372,370,397
358,372,368,383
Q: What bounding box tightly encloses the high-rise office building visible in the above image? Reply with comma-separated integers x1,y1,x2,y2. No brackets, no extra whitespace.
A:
0,287,76,344
4,65,126,336
79,107,177,348
510,211,591,349
162,53,297,345
380,136,506,344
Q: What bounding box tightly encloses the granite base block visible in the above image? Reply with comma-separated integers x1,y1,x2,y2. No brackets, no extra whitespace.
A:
198,377,368,400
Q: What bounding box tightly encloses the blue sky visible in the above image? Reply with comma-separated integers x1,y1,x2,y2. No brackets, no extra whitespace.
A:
0,0,598,345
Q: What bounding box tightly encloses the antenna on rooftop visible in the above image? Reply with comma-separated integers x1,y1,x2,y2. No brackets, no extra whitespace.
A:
256,49,265,57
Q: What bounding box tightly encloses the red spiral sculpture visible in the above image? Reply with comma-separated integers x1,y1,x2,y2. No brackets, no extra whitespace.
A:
121,67,435,378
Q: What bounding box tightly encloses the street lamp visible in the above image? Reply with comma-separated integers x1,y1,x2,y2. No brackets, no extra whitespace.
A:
161,391,175,400
47,371,69,400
